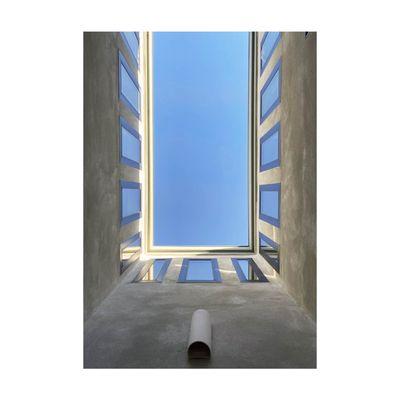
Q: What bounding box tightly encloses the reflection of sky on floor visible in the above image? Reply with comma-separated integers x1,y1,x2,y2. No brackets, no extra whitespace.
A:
153,32,249,246
186,260,214,281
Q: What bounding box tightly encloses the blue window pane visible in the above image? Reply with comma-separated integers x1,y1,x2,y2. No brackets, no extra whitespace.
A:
121,63,140,113
261,130,279,166
131,237,141,246
234,259,264,281
186,260,214,281
261,32,280,72
124,235,141,250
261,190,279,219
137,259,171,282
237,259,251,279
259,233,279,273
120,233,141,274
261,68,280,120
122,125,141,163
122,187,140,218
260,237,274,251
126,236,141,249
141,259,165,281
152,260,165,278
122,32,139,65
121,236,141,261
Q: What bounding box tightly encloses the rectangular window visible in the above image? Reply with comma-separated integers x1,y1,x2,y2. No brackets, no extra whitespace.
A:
152,32,249,248
260,32,281,75
120,180,141,225
119,52,140,118
259,232,280,273
260,121,280,171
260,183,280,227
120,232,141,274
231,258,268,282
121,32,140,68
120,116,141,169
178,259,222,283
260,59,281,124
134,259,171,282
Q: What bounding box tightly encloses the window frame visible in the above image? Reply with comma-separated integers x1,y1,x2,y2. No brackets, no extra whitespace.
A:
178,258,222,283
260,32,281,76
120,180,141,225
260,121,280,171
231,258,268,282
260,58,282,124
259,183,281,227
259,232,280,273
120,116,141,169
143,32,258,255
134,258,171,283
120,32,140,69
119,51,141,118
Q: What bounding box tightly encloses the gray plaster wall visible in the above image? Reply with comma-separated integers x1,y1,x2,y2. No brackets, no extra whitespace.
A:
280,32,316,319
84,32,142,320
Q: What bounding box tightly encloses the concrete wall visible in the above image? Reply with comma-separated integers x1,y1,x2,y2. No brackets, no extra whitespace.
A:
84,32,142,320
257,32,316,320
280,32,316,319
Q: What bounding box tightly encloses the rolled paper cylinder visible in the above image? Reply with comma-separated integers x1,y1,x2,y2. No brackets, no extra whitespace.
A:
187,309,212,359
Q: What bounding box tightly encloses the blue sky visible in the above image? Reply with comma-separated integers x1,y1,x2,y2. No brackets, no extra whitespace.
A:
153,32,249,246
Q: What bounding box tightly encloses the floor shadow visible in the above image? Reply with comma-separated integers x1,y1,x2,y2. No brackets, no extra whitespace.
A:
187,357,212,368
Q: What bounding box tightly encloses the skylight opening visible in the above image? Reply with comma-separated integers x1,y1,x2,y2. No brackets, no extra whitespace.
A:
150,32,251,249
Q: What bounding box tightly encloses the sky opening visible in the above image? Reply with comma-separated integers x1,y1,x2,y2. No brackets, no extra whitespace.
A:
153,32,249,246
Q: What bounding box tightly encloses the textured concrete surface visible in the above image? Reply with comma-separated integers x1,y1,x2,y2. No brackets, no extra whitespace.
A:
84,32,120,320
84,32,142,320
84,257,316,368
256,32,316,320
280,32,317,319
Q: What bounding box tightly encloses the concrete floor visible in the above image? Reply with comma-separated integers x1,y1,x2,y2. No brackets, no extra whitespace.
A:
84,257,316,368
